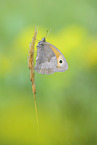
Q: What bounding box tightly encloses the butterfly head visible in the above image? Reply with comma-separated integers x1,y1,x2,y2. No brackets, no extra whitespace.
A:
37,37,46,47
38,37,46,44
41,37,46,42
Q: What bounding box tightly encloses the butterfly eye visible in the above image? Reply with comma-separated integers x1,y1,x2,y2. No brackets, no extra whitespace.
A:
59,59,63,63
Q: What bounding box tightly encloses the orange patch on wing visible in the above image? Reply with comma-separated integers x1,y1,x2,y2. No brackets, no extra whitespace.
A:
48,44,63,68
48,44,61,58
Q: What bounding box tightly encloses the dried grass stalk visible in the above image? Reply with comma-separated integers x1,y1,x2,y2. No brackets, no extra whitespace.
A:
28,27,38,129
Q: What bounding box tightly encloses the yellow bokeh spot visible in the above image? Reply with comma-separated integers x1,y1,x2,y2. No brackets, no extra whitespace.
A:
86,41,97,67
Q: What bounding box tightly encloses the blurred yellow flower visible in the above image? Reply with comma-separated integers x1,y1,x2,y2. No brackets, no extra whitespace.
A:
85,40,97,67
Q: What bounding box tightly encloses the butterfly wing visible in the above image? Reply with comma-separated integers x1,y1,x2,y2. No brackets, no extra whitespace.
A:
35,43,57,74
35,42,68,74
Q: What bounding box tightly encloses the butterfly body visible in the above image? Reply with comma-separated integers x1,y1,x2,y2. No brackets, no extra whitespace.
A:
35,37,68,74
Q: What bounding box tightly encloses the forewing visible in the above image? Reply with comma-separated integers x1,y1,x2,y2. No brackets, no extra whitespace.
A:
45,42,68,72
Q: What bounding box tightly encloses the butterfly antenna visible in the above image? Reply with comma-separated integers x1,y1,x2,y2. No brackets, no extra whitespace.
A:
45,28,52,39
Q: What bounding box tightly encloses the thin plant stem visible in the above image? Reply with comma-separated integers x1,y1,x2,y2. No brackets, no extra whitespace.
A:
28,27,39,130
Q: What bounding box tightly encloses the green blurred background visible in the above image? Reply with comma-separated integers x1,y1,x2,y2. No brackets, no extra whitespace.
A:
0,0,97,145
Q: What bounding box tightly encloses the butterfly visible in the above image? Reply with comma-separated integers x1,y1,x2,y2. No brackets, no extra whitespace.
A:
35,37,68,74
